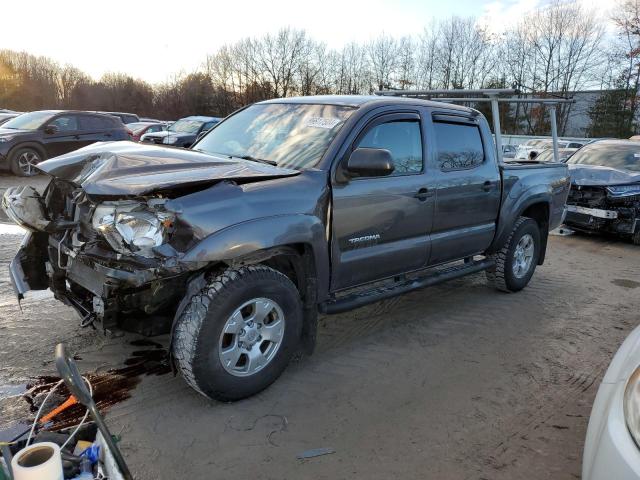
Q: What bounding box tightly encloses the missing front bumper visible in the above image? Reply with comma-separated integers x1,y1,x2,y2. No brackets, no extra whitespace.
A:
10,231,186,335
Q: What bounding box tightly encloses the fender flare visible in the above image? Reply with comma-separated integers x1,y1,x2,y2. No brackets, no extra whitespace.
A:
179,214,330,301
490,186,552,253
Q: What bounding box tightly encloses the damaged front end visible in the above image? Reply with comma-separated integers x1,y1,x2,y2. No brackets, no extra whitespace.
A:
2,143,301,335
565,183,640,242
3,179,191,335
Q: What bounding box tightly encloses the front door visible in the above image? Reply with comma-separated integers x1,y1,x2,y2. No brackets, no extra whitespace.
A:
42,114,82,158
331,112,435,291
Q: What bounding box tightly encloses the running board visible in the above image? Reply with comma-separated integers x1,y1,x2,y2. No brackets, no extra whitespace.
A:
319,258,495,314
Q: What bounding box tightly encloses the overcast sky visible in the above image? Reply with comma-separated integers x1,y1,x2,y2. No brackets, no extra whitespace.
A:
2,0,616,84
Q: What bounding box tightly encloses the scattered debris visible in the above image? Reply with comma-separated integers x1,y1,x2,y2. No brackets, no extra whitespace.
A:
297,447,336,460
550,226,575,236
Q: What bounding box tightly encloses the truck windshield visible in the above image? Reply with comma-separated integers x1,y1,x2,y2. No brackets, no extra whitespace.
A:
193,103,355,169
567,142,640,172
2,111,55,130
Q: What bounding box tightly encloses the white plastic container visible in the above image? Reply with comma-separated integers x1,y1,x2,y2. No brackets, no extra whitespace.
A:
11,442,63,480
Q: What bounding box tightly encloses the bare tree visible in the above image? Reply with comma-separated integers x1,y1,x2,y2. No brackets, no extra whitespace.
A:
367,34,398,91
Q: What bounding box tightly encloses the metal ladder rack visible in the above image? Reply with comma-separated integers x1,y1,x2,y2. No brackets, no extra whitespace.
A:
374,88,575,163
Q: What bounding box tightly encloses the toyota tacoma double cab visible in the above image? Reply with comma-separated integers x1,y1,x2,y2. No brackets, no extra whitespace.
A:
3,95,570,401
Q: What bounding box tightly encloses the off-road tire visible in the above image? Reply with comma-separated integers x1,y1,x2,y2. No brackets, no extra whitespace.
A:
632,230,640,246
173,265,303,401
486,216,541,292
9,146,43,177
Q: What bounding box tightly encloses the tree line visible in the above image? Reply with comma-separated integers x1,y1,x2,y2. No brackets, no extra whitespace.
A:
0,0,638,137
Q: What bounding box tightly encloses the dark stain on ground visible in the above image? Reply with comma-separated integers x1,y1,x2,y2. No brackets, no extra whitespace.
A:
612,278,640,289
129,338,164,348
20,342,171,432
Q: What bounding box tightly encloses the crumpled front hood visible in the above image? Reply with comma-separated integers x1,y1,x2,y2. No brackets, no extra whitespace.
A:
568,164,640,186
36,141,299,197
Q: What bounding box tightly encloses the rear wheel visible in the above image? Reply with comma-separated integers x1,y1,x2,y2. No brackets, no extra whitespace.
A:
173,265,303,401
632,230,640,246
486,217,541,292
9,147,43,177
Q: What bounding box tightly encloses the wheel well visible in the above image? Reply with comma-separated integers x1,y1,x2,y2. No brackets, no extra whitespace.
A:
226,244,317,304
521,202,549,265
225,244,319,354
8,142,47,160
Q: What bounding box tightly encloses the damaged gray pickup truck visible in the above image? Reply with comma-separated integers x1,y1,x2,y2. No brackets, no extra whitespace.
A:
3,95,570,400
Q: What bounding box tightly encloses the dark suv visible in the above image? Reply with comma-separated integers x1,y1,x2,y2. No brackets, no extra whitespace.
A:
0,110,130,176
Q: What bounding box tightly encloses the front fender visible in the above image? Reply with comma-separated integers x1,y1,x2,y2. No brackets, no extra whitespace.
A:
179,214,330,300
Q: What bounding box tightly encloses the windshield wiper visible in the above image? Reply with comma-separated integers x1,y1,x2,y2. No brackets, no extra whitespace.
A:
192,150,279,167
236,155,277,166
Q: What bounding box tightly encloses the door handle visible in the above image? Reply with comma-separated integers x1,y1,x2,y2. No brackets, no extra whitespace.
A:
73,135,80,140
414,188,433,201
482,181,494,192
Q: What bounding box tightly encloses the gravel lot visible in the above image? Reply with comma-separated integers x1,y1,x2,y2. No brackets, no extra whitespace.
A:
0,173,639,479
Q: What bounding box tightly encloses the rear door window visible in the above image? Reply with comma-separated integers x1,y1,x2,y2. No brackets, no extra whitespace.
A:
433,122,485,171
80,115,113,131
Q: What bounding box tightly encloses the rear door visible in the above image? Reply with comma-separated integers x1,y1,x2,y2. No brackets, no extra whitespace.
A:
427,113,501,265
331,111,436,290
78,114,117,145
42,114,83,157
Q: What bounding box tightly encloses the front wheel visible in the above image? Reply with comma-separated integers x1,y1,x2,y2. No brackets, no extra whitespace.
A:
9,147,43,177
486,217,541,292
173,265,303,401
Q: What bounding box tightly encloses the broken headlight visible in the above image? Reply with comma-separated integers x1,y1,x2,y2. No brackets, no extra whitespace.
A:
92,202,173,258
624,365,640,449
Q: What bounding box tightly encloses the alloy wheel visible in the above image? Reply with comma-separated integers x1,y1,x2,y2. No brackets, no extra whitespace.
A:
218,298,285,377
17,151,41,176
512,233,535,279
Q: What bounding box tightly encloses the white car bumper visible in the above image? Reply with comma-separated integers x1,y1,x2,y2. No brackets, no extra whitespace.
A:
583,326,640,479
583,382,640,479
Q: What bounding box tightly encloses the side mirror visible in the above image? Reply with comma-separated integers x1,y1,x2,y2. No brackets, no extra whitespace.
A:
44,125,58,135
345,148,395,177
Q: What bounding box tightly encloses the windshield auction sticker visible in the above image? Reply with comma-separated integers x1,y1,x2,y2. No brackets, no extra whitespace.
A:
304,117,342,129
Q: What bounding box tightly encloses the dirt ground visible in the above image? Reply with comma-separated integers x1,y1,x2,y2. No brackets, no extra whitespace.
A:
1,173,639,479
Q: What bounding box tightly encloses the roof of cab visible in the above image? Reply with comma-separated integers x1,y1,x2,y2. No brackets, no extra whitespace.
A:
259,94,475,113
